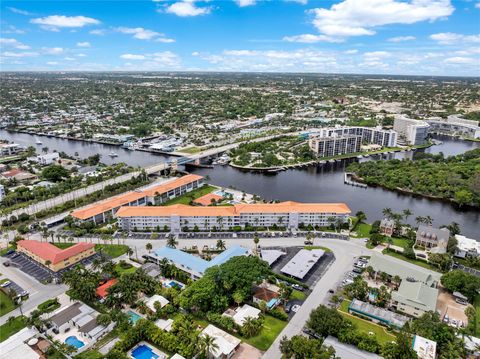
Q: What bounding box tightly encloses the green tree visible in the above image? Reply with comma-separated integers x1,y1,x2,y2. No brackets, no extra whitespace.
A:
41,165,70,182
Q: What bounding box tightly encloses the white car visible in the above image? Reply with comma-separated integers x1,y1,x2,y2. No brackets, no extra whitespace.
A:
291,304,301,313
0,281,11,288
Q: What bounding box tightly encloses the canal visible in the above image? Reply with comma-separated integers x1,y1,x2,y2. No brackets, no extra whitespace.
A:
2,131,479,237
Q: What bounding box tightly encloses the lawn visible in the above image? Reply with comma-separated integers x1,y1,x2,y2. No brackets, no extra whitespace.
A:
0,316,27,342
475,295,480,337
0,290,17,316
391,238,411,249
163,185,217,205
353,222,372,238
338,300,396,346
290,290,307,301
179,146,202,154
115,263,137,275
95,244,129,258
304,246,332,253
52,243,76,249
382,249,440,272
243,315,287,351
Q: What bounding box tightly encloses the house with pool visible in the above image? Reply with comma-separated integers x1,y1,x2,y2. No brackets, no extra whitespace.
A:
48,302,114,352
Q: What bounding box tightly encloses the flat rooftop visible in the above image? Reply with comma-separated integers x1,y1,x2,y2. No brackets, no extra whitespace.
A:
259,249,285,266
280,249,324,279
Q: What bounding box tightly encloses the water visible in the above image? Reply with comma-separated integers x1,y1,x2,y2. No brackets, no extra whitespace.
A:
2,130,479,237
65,335,85,349
127,310,143,324
131,344,159,359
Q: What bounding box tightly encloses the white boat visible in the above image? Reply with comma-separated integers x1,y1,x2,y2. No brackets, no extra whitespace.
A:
109,152,118,157
35,139,42,145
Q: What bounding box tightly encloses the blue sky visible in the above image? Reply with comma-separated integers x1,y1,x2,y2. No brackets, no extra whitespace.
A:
1,0,479,75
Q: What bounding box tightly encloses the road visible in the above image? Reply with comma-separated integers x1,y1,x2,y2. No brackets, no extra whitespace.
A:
0,256,67,325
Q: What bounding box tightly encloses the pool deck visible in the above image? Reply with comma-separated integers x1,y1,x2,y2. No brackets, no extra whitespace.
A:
55,327,91,352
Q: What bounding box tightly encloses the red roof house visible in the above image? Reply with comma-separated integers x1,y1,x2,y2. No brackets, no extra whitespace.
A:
96,279,118,298
17,240,95,267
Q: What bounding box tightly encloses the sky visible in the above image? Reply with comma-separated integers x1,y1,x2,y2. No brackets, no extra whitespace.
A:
0,0,479,76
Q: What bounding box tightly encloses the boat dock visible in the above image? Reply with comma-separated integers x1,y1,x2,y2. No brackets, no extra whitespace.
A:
344,172,367,188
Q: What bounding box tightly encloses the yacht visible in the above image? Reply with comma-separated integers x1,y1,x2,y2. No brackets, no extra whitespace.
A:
35,139,42,145
109,152,118,157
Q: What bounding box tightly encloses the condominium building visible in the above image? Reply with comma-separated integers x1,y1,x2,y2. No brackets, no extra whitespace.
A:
0,184,4,202
0,143,22,157
70,174,204,224
393,115,430,145
116,201,351,232
308,125,397,157
426,115,480,139
454,234,480,258
27,152,60,166
16,240,95,272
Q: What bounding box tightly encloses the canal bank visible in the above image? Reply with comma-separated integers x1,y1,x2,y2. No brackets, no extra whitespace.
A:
2,130,479,237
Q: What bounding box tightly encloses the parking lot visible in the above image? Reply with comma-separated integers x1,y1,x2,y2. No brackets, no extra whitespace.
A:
3,251,105,283
269,246,335,288
436,289,469,328
455,263,480,277
0,279,27,298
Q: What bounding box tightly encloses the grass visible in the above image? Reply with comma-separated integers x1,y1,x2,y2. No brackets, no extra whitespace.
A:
163,185,216,205
304,246,332,253
179,146,202,154
354,223,372,238
52,243,76,249
243,315,287,351
382,249,440,272
75,350,103,359
0,290,17,316
290,289,307,301
0,316,27,342
95,244,129,258
391,238,411,249
338,300,396,346
115,263,137,276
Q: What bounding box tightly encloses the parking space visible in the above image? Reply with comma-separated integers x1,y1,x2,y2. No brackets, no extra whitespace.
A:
436,289,469,328
0,279,27,298
455,263,480,277
340,256,369,287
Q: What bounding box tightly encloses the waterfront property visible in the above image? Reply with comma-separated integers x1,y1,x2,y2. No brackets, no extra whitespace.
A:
0,143,23,157
454,234,480,258
415,225,450,254
379,218,395,237
426,115,480,139
348,299,409,328
116,201,351,233
147,245,250,279
393,115,430,146
16,240,95,272
27,152,60,166
70,174,204,224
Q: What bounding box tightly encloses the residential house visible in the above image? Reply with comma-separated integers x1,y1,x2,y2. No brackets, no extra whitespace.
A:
222,304,261,326
379,218,395,237
200,324,241,359
454,235,480,258
253,287,279,310
415,225,450,254
1,169,37,182
391,281,439,318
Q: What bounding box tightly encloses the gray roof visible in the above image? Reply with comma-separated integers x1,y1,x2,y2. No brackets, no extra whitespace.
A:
259,249,285,266
392,281,439,313
49,302,82,326
368,254,441,286
280,249,324,279
416,225,450,243
323,336,382,359
78,317,100,334
349,299,409,328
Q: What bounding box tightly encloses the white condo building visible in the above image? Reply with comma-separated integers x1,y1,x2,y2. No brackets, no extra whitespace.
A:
115,201,351,233
426,115,480,139
393,115,430,145
0,184,5,202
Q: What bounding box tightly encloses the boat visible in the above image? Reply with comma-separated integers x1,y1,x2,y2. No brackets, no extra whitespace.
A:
35,139,42,145
109,152,118,157
357,155,363,159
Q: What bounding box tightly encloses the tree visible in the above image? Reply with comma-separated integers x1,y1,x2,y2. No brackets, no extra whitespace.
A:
382,208,393,219
344,276,368,301
97,313,112,326
253,235,260,254
216,240,226,250
445,222,461,236
307,305,348,338
232,290,245,307
428,253,453,272
126,247,133,258
441,270,480,301
402,209,412,222
198,334,219,358
166,236,178,248
280,335,336,359
382,330,417,359
146,243,153,253
241,316,263,338
41,165,70,182
355,211,366,229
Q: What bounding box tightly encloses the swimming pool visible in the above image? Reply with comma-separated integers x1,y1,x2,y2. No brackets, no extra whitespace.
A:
131,344,159,359
65,335,85,349
163,280,183,289
214,190,228,197
127,310,143,324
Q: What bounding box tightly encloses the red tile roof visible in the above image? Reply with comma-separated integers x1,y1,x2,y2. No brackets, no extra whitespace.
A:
17,240,95,264
193,193,224,206
96,279,117,298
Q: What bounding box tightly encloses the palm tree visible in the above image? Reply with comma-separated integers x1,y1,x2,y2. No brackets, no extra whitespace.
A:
382,208,393,219
198,334,219,358
166,236,178,248
355,211,366,225
425,215,433,226
402,209,412,222
242,317,261,338
415,216,426,226
253,235,260,255
126,247,133,258
216,240,226,250
146,243,153,253
217,216,224,231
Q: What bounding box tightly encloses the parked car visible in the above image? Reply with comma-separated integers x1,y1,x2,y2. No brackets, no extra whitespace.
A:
291,284,304,291
291,304,301,313
455,298,468,305
302,327,322,340
285,302,293,313
328,289,335,294
352,267,363,274
6,250,15,255
0,280,11,287
304,239,313,245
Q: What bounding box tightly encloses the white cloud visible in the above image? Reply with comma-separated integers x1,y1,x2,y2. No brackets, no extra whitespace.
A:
444,56,475,64
120,54,146,60
8,7,34,16
64,57,76,61
344,49,358,54
283,34,343,43
308,0,454,40
388,35,416,42
42,47,64,55
89,29,106,35
31,15,100,31
76,41,91,47
1,25,26,34
476,2,480,9
76,53,87,57
363,51,391,60
284,0,308,4
46,61,59,65
430,32,480,45
235,0,256,7
117,27,160,40
155,37,176,43
1,51,38,58
165,1,211,17
0,38,30,50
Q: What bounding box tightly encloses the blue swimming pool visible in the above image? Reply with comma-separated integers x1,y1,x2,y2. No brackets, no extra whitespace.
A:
65,335,85,349
127,310,143,324
131,344,159,359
